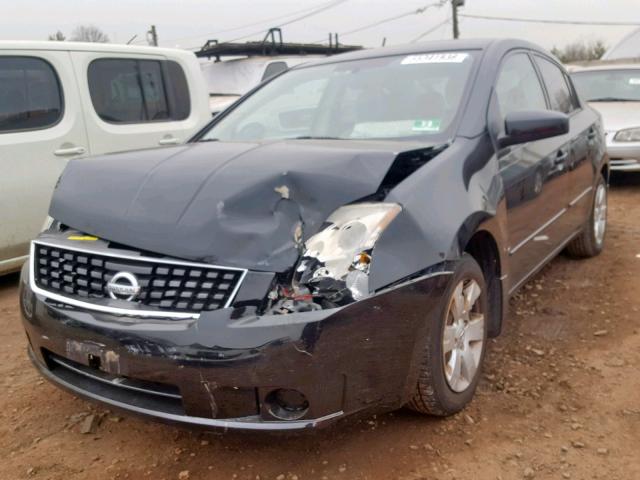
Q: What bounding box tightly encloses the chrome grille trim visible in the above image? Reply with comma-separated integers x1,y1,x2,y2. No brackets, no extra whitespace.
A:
29,240,248,320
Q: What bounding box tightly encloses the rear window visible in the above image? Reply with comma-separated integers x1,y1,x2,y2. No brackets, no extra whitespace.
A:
88,58,190,124
0,56,63,133
166,61,191,120
571,69,640,102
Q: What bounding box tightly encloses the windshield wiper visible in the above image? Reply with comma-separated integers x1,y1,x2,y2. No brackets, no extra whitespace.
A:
589,97,637,102
199,138,220,142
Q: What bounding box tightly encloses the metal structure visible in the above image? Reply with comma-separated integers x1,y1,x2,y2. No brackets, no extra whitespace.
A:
196,28,362,60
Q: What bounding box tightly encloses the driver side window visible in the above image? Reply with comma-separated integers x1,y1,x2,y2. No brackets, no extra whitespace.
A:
495,53,547,122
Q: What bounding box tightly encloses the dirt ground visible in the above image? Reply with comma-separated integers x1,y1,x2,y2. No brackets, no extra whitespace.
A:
1,176,639,480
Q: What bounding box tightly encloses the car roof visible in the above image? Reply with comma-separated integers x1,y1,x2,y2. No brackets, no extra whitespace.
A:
301,38,550,67
0,40,195,59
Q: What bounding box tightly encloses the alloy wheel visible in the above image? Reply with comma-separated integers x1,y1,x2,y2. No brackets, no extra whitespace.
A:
442,279,485,393
593,183,607,247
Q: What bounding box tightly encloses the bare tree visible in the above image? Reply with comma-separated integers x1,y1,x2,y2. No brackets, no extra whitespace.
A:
71,25,109,43
551,40,607,64
48,31,66,41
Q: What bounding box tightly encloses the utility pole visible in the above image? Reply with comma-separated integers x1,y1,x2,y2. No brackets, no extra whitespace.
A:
451,0,464,39
147,25,158,46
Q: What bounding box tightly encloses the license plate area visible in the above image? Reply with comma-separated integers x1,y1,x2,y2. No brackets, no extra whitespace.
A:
64,339,123,375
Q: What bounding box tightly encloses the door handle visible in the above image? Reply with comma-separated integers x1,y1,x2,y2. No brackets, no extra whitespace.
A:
158,137,179,146
554,149,569,165
54,146,86,156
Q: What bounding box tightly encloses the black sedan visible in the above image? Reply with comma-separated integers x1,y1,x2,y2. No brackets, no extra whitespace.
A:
20,38,608,431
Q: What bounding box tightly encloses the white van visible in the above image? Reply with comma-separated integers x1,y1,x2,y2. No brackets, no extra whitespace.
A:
200,55,322,113
0,41,211,274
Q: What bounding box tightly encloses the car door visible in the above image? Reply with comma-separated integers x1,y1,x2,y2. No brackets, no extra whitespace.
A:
494,52,574,292
70,51,196,155
0,50,88,272
533,55,598,231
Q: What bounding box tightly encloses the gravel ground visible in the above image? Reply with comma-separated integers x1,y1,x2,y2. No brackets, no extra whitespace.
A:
1,176,639,480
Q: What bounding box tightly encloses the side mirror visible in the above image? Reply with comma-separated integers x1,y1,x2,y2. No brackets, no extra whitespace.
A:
499,110,569,148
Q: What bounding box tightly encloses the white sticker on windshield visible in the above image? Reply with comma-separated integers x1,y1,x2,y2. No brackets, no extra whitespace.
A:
401,52,469,65
629,78,640,85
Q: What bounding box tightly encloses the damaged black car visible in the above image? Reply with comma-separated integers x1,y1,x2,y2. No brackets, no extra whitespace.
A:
20,39,608,431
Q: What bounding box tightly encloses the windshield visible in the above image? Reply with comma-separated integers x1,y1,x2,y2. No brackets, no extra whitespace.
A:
571,69,640,102
199,51,477,142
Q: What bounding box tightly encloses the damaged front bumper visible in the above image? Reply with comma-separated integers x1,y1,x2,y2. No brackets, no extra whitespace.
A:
20,262,452,431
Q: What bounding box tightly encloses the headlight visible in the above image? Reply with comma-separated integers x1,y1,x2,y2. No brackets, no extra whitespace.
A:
293,202,401,304
614,127,640,142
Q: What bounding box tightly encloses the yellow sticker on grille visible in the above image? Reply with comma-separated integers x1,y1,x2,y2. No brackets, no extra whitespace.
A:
67,235,98,241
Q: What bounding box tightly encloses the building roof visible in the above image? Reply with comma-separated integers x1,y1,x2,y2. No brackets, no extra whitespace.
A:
603,27,640,61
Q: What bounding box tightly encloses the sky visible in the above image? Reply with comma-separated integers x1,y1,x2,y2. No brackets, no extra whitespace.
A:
1,0,639,53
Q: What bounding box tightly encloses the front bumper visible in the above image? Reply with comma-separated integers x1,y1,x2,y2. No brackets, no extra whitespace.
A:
606,140,640,171
20,262,451,431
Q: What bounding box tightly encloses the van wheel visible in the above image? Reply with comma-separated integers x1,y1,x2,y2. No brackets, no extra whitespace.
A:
408,254,488,416
565,177,607,258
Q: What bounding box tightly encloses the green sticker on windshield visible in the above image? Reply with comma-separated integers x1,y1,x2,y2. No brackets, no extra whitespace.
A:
413,119,441,132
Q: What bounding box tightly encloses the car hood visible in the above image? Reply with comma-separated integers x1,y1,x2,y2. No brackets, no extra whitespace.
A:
50,140,437,272
587,101,640,132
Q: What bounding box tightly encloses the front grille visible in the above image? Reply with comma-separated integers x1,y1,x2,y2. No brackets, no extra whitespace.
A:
33,242,245,313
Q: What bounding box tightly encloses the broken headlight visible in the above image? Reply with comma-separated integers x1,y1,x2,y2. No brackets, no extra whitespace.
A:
293,202,401,305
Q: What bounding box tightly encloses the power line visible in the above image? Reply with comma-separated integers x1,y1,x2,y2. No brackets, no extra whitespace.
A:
411,18,450,43
153,0,336,47
311,1,447,43
460,13,640,26
224,0,350,43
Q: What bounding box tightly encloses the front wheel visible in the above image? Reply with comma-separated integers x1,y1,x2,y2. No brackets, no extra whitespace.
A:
408,254,488,416
565,176,607,258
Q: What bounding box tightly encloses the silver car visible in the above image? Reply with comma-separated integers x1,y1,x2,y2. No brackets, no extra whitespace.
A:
570,63,640,172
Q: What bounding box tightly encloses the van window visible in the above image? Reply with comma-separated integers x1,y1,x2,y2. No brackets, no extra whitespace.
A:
88,59,190,123
166,61,190,120
262,61,288,81
0,56,62,133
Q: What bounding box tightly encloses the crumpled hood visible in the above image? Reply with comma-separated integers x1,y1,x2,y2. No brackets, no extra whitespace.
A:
587,101,640,132
50,140,432,272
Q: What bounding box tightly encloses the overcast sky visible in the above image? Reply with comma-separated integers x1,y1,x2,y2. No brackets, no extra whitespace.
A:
2,0,639,52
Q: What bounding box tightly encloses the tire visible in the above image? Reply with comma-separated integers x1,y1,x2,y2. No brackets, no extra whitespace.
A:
408,253,488,416
565,176,608,258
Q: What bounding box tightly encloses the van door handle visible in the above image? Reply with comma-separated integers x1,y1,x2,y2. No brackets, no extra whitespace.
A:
54,146,87,156
158,137,179,146
554,149,569,165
